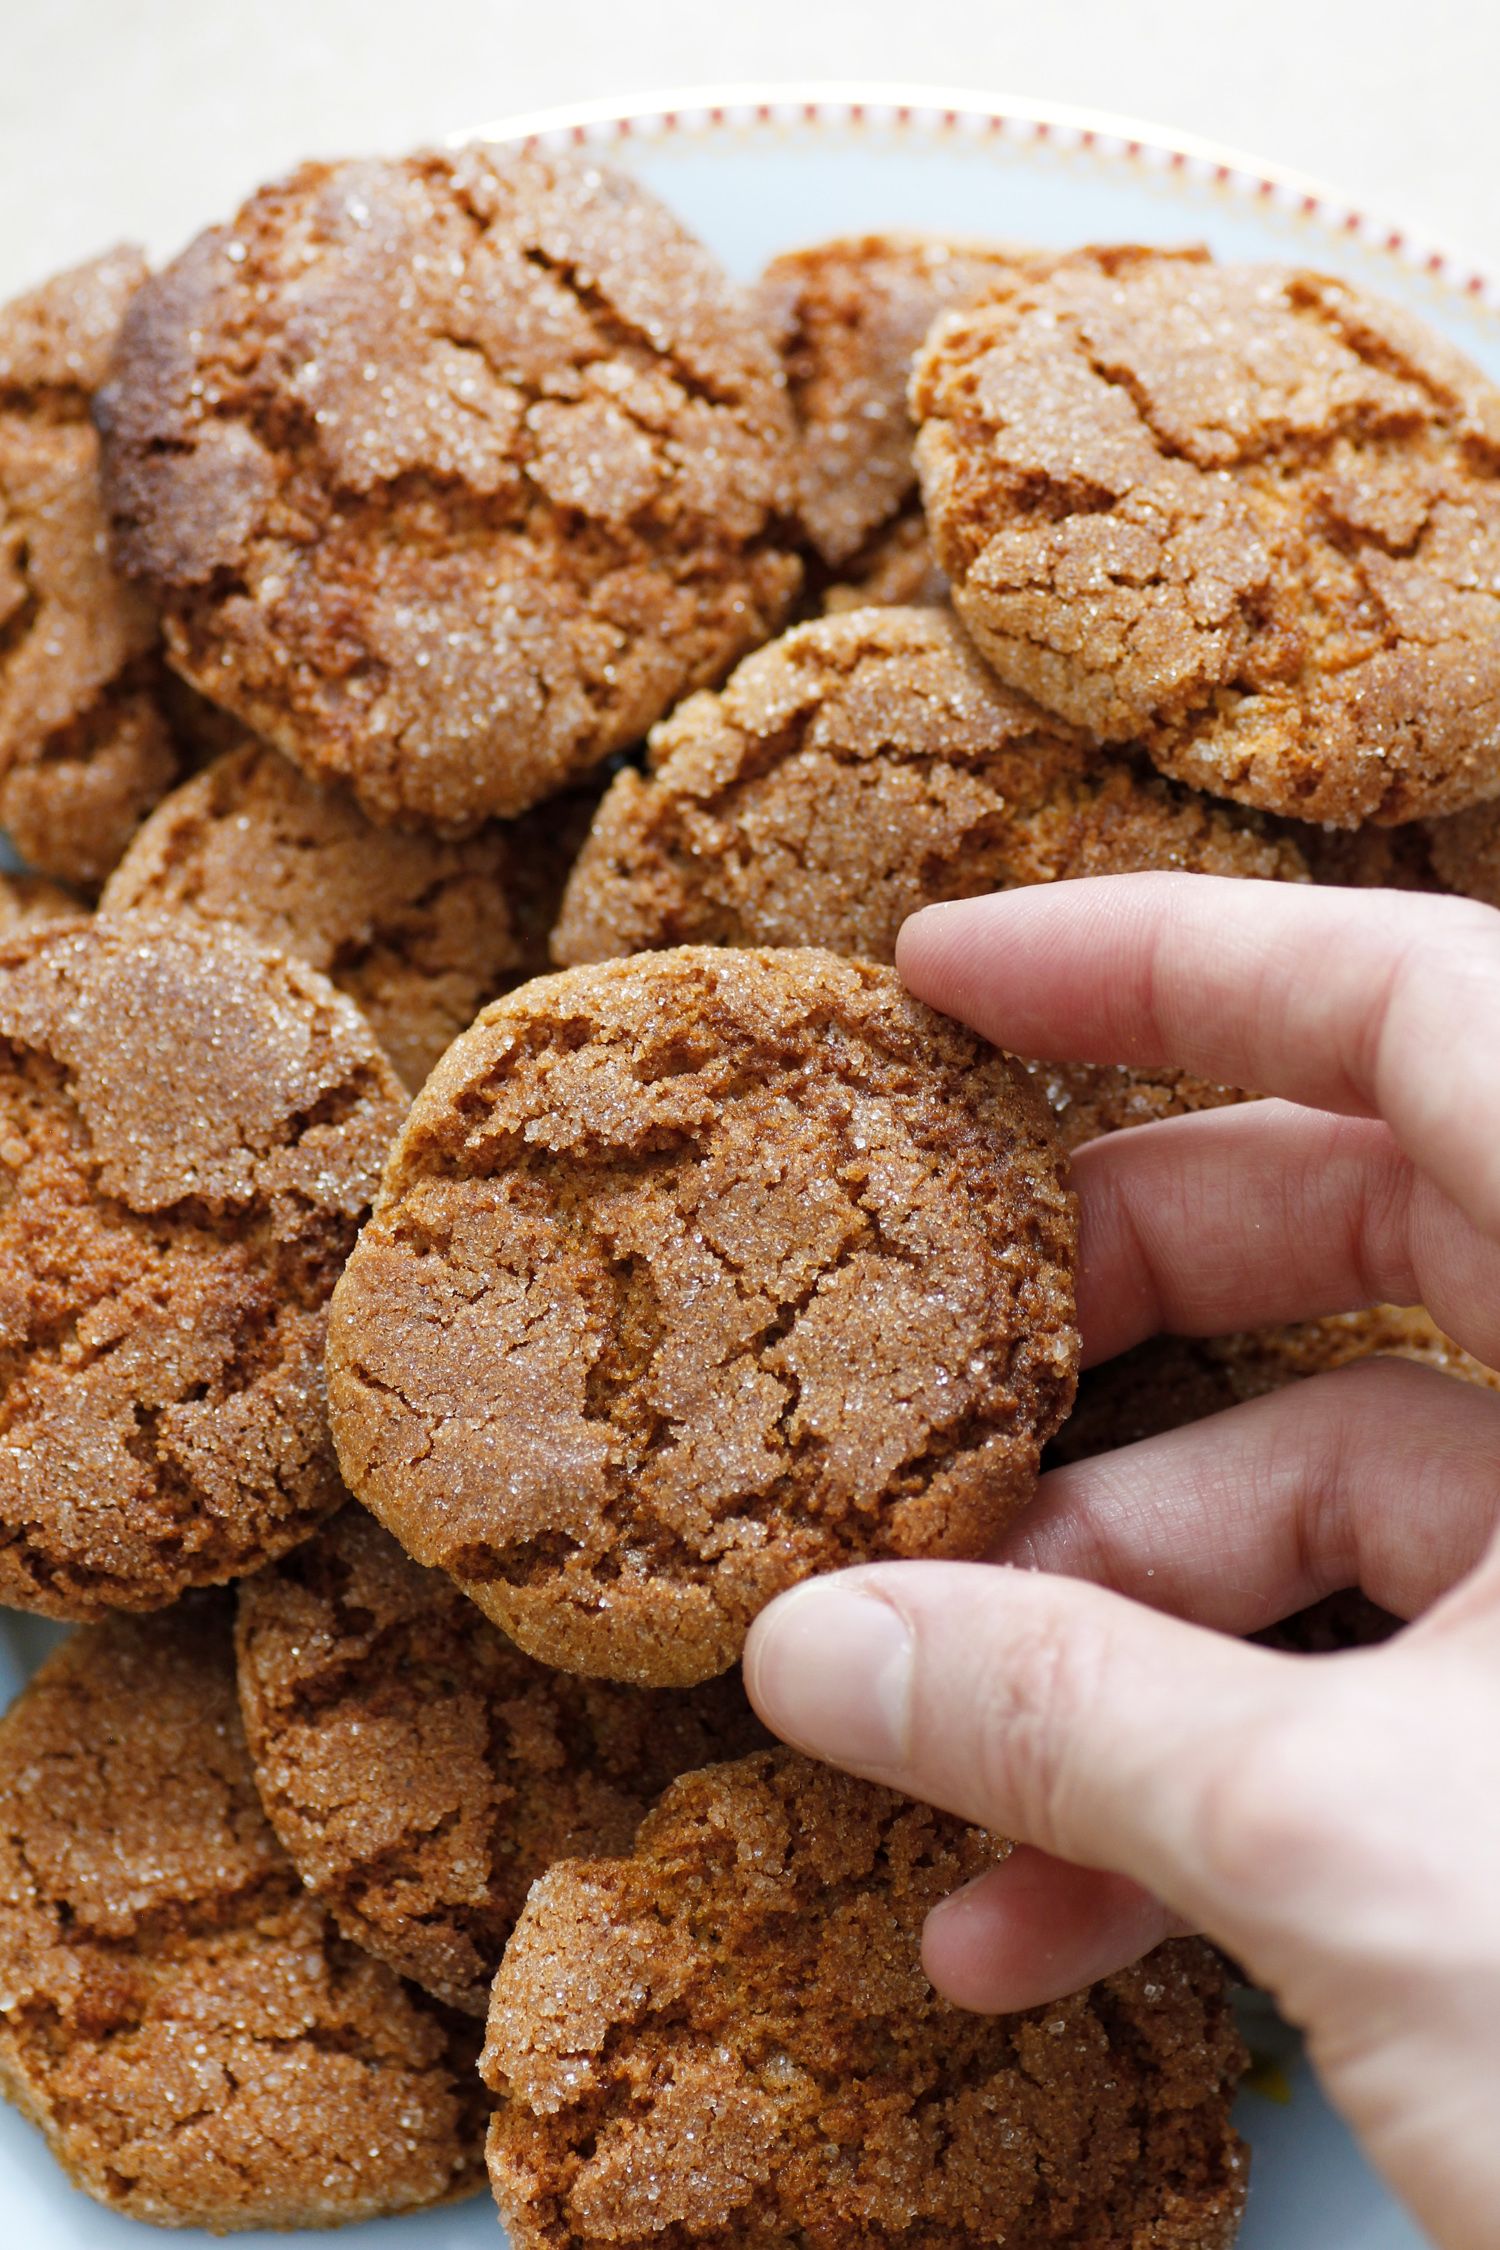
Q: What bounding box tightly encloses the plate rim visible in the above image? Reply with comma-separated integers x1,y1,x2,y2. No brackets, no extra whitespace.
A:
454,80,1498,320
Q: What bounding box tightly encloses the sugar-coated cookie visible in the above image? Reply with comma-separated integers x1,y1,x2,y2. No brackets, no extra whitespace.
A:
328,946,1078,1685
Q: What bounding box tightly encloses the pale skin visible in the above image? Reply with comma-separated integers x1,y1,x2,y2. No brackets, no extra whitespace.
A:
744,873,1500,2250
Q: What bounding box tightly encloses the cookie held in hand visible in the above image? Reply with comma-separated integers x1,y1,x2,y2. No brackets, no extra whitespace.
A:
327,945,1078,1685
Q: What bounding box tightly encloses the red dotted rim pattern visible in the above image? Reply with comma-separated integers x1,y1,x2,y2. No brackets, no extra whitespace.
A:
461,85,1499,319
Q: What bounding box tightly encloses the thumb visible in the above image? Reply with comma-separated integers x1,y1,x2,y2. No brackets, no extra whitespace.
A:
743,1558,1301,1949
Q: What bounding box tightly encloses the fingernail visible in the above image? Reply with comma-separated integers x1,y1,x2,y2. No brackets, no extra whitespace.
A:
745,1578,914,1773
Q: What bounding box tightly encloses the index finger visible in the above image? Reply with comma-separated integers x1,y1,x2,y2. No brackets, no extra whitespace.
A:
896,874,1500,1240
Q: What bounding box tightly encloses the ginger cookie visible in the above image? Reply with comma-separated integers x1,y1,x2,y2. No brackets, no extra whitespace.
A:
0,1600,486,2229
551,604,1305,1148
482,1748,1249,2250
327,946,1078,1686
0,247,201,887
102,733,592,1089
0,909,405,1617
236,1505,768,2012
0,870,81,934
913,259,1500,824
756,233,1030,603
98,146,802,829
553,605,1311,969
1425,796,1500,906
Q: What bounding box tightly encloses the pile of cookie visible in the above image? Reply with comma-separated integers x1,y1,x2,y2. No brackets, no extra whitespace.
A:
0,136,1496,2245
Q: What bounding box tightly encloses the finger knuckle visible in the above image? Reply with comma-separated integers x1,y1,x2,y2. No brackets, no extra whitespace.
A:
1193,1703,1342,1905
964,1601,1112,1858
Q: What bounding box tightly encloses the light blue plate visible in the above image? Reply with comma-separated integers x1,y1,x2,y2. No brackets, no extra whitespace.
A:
1,84,1455,2245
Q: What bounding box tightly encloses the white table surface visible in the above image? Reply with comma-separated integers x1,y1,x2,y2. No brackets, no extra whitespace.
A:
2,0,1496,299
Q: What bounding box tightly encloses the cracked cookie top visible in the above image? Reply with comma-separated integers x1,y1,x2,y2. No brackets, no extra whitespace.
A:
0,909,406,1617
0,1599,486,2229
326,945,1079,1686
913,259,1500,825
0,247,202,887
98,146,803,829
102,733,592,1090
236,1505,767,2012
552,605,1312,970
551,604,1304,1149
482,1748,1248,2250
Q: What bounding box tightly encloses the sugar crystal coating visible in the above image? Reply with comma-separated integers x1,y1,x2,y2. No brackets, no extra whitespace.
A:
235,1505,767,2011
914,259,1500,824
0,1600,487,2229
327,945,1078,1685
0,908,406,1616
99,147,802,827
483,1749,1248,2250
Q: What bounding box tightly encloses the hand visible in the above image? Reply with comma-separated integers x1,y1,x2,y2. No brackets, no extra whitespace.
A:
744,874,1500,2250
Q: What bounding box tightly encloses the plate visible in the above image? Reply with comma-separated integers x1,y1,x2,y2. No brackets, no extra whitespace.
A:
1,83,1463,2247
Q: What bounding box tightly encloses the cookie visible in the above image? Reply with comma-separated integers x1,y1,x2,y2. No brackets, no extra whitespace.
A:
482,1748,1249,2250
327,945,1078,1686
0,247,200,886
913,259,1500,824
759,237,1209,614
235,1505,769,2012
552,603,1308,1148
0,869,81,934
98,146,802,829
102,732,591,1089
0,1600,486,2229
0,909,405,1617
1050,1304,1498,1465
756,233,1030,599
553,605,1312,969
1425,796,1500,906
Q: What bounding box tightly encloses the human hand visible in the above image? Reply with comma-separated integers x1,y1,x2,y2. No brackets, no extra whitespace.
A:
744,873,1500,2250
